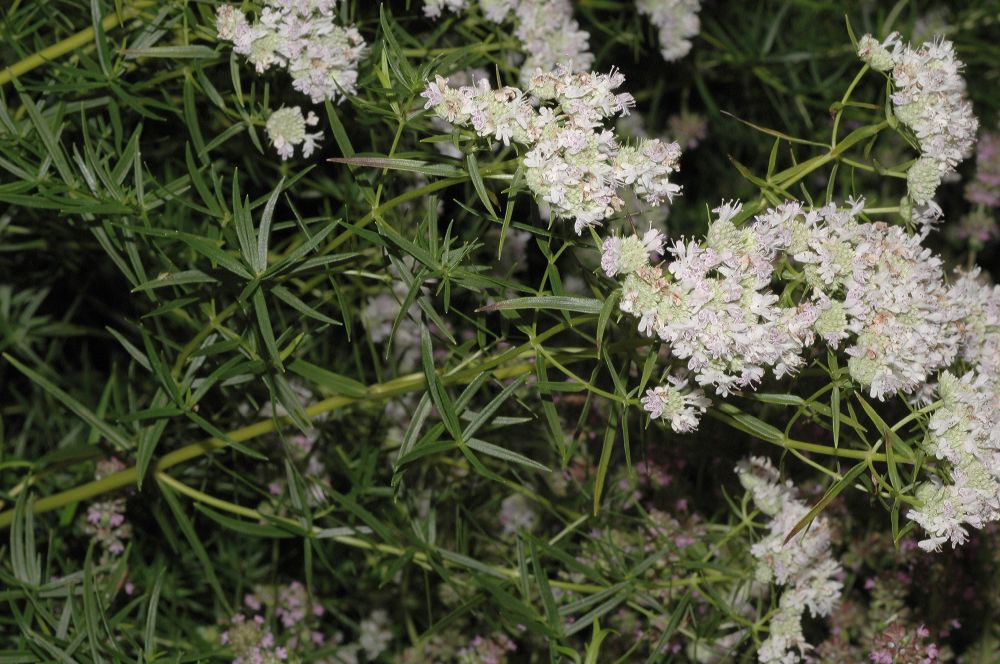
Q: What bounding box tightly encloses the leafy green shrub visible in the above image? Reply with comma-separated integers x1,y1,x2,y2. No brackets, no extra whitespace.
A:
2,1,1000,661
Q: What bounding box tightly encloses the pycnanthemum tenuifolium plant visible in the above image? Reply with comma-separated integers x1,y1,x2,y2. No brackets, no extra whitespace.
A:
5,1,1000,662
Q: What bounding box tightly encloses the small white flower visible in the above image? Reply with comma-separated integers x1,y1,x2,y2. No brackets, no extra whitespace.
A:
422,0,469,17
907,371,1000,551
636,0,701,62
735,456,843,663
217,1,366,105
358,609,393,659
907,156,943,204
265,107,323,160
641,375,710,433
423,66,682,234
857,32,899,72
499,494,537,535
422,0,593,83
859,32,978,199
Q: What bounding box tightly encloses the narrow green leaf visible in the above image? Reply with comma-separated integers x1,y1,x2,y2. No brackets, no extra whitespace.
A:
479,296,604,314
785,460,867,543
90,0,112,78
124,45,217,59
592,418,616,516
466,438,549,472
194,504,296,538
157,479,230,610
421,324,462,440
529,539,562,636
749,393,806,406
82,543,105,662
256,178,284,274
19,91,76,187
288,359,366,397
329,156,463,178
252,288,283,370
11,492,41,586
132,269,217,292
714,403,784,443
466,153,497,217
143,567,166,660
4,354,132,453
462,375,526,440
271,285,341,326
596,290,620,354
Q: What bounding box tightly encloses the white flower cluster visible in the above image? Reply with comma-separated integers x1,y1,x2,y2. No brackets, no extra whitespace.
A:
499,494,538,536
216,1,366,104
640,373,710,433
951,269,1000,378
606,201,819,398
736,456,843,664
423,0,469,17
858,33,978,204
636,0,702,62
908,371,1000,552
753,199,961,400
607,198,972,409
422,0,593,82
265,107,323,160
422,67,683,233
903,269,1000,552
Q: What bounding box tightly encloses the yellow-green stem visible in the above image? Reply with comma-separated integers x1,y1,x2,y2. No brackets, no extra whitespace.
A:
0,318,588,529
0,3,153,86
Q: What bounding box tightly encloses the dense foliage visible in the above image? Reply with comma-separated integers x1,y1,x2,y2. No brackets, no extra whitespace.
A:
2,1,1000,661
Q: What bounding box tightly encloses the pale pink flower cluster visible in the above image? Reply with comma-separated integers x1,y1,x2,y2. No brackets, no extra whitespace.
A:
858,33,978,204
640,373,710,433
358,609,394,660
606,197,986,419
82,457,130,560
220,613,288,664
215,1,366,104
499,493,538,535
966,130,1000,208
241,581,327,650
736,456,843,663
904,270,1000,551
233,582,393,661
908,371,1000,552
457,632,518,664
608,201,820,398
423,0,469,17
636,0,702,62
950,269,1000,379
422,66,682,233
423,0,593,82
753,199,961,400
265,107,322,160
667,110,708,150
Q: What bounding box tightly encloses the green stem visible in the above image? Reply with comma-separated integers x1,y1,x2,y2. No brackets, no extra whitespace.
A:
839,158,907,178
831,64,870,147
707,409,893,463
400,41,520,57
772,120,889,190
